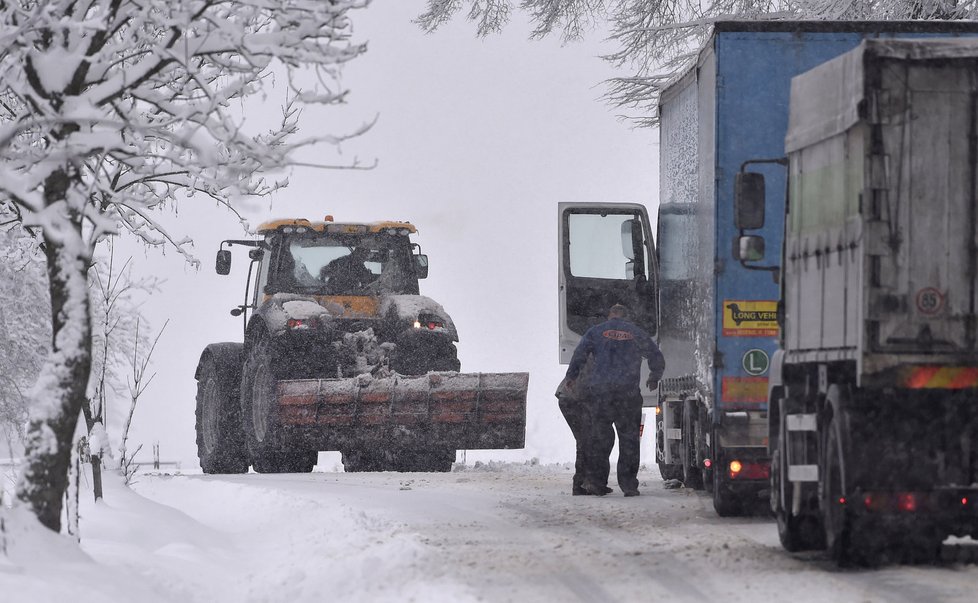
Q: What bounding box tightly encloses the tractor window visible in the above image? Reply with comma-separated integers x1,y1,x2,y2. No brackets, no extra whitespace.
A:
269,234,419,295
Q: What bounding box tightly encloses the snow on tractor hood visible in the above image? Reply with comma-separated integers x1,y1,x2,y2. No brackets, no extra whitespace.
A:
380,295,459,342
262,294,350,335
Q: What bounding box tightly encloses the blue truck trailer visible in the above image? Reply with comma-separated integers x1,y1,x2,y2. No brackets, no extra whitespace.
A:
560,20,978,520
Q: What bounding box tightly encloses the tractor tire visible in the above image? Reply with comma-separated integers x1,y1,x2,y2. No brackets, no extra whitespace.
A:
253,449,318,474
394,448,456,472
195,355,249,474
341,450,389,472
391,338,460,375
377,338,459,473
240,331,316,474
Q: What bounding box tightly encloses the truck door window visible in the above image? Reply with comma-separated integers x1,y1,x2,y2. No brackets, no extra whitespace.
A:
562,208,657,337
568,213,644,279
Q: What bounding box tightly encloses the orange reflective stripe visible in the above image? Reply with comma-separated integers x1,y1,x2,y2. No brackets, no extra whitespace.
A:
904,366,978,389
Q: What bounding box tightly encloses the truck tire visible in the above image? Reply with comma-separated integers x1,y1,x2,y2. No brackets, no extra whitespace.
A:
681,399,703,489
241,331,316,474
195,355,248,474
655,410,683,481
712,464,741,517
822,392,894,567
774,397,824,551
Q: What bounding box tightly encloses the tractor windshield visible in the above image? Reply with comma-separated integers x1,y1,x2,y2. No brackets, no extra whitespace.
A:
267,233,420,296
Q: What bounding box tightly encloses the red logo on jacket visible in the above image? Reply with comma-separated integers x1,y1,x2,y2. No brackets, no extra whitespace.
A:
602,329,634,341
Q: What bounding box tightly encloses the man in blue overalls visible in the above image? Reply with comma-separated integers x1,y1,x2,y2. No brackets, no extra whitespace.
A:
564,304,665,497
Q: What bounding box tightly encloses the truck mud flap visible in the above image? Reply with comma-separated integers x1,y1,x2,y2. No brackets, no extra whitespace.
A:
275,372,528,450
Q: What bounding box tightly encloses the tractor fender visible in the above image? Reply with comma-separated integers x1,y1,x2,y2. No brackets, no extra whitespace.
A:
195,342,245,383
380,294,459,342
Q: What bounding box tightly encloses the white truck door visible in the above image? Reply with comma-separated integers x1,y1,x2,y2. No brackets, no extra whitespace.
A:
557,203,658,371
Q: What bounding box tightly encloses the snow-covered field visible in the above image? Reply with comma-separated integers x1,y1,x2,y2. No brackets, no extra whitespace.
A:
2,462,976,602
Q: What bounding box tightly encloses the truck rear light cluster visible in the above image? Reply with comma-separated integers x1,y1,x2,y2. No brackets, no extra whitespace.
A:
863,492,917,513
859,491,975,513
727,459,769,480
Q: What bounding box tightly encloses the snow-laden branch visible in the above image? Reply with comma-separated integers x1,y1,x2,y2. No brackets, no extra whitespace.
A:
1,0,371,533
417,0,978,126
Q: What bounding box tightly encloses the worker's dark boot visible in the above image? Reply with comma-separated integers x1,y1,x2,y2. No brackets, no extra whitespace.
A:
583,481,612,496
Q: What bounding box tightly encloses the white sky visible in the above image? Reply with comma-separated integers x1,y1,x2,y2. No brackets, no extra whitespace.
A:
121,1,659,468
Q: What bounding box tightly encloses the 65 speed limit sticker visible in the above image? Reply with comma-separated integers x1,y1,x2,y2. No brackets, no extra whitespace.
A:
916,287,945,315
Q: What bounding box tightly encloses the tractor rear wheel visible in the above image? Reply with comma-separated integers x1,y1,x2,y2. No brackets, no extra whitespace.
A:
241,331,316,474
195,355,248,474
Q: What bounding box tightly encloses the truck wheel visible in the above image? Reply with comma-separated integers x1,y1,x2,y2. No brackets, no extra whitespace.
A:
822,401,882,566
681,399,703,489
700,403,714,494
774,397,824,551
655,410,683,481
712,463,741,517
195,355,248,474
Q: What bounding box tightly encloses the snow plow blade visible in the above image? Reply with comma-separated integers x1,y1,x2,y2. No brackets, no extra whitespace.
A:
276,372,528,450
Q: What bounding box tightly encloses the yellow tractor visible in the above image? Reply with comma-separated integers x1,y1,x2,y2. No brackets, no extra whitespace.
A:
194,217,528,473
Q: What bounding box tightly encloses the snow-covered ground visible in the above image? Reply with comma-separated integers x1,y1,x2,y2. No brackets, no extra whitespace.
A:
2,462,976,602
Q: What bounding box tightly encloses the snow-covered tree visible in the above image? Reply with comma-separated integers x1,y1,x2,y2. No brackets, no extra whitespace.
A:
0,226,50,449
0,0,368,532
417,0,978,125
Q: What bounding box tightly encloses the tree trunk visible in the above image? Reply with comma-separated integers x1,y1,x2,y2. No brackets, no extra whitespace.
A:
15,168,93,532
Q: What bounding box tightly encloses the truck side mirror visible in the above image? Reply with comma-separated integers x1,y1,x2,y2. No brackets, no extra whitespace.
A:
414,254,429,279
735,172,766,230
736,235,765,262
620,220,636,261
216,249,232,275
621,218,646,279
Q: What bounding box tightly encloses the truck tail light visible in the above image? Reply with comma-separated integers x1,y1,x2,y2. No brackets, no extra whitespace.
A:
728,460,769,480
897,492,918,513
862,491,925,513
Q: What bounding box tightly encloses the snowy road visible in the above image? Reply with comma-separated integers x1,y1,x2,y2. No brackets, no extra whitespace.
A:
90,463,976,603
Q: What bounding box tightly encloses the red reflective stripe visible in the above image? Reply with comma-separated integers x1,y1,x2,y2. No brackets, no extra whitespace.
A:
906,366,940,389
948,367,978,389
